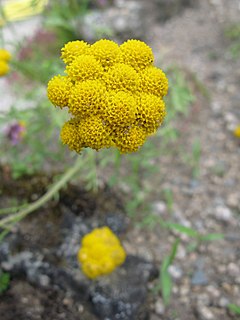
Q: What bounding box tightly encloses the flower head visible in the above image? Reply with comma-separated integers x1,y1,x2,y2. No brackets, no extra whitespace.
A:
114,126,147,153
104,63,140,93
60,118,83,153
61,40,90,65
66,55,104,82
48,38,168,153
68,80,107,118
80,116,113,151
120,39,154,71
104,91,137,128
89,39,121,69
136,94,166,135
47,75,73,108
140,66,168,97
78,226,126,279
0,49,11,62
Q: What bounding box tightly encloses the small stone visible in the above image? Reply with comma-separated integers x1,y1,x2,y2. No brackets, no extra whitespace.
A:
191,269,208,286
197,306,214,320
227,262,240,276
155,299,165,315
39,275,50,287
218,297,229,308
206,285,220,298
152,201,167,214
215,205,233,221
227,193,239,208
168,265,183,279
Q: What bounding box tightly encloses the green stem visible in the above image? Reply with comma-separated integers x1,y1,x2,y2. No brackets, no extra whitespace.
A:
0,157,82,230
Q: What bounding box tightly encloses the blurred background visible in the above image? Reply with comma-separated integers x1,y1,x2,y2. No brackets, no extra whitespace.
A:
0,1,240,320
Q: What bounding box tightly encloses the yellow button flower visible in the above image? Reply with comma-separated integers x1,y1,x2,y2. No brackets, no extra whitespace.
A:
136,93,166,135
114,126,147,153
78,226,126,279
60,118,83,153
79,116,113,151
68,80,107,118
61,40,90,65
66,55,104,82
120,39,154,71
140,66,168,97
104,91,137,128
103,63,140,93
47,75,73,108
89,39,121,69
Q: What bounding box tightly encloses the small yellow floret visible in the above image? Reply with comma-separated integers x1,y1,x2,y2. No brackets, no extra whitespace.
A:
89,39,121,69
104,91,137,128
0,49,11,62
120,39,154,71
80,116,113,150
0,61,9,76
114,126,147,153
68,80,107,118
60,118,83,153
104,63,140,93
66,55,104,82
136,94,166,134
47,75,73,108
61,40,90,65
78,226,126,279
234,125,240,138
140,66,168,97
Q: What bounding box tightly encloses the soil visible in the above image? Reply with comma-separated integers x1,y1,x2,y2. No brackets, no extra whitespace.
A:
1,0,240,319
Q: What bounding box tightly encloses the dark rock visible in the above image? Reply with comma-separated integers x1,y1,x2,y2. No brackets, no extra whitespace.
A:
103,212,129,235
89,256,158,320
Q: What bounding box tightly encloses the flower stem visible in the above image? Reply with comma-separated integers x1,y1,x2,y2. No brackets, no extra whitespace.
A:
0,157,83,235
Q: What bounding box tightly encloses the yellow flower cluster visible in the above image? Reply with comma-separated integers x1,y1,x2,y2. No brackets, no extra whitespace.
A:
47,39,168,153
0,49,11,76
78,226,126,279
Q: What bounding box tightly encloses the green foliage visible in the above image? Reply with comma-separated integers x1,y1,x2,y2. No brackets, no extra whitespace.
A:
182,139,201,179
0,91,69,179
228,303,240,315
162,188,174,214
159,67,195,147
153,239,180,305
42,0,90,42
224,23,240,59
0,271,10,294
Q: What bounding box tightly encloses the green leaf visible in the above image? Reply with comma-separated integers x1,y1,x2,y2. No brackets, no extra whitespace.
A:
166,222,199,238
200,233,224,241
0,271,10,294
160,264,172,305
228,304,240,315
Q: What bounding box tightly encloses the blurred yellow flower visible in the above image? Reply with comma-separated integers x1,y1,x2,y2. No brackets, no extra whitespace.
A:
0,61,10,76
234,125,240,138
78,226,126,279
47,39,168,154
0,49,11,62
0,0,48,26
